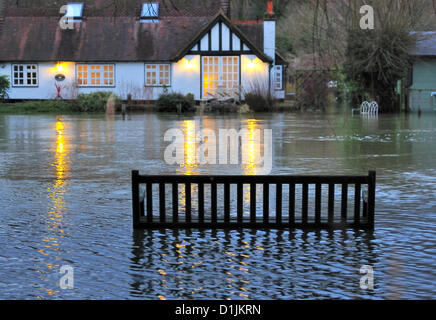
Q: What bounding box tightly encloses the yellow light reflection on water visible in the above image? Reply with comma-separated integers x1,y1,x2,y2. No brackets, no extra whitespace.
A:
242,119,261,222
179,120,198,175
176,121,200,212
243,119,260,176
36,117,70,299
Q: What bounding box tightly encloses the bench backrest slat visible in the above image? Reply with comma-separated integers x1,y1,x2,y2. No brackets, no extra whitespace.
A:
132,171,376,230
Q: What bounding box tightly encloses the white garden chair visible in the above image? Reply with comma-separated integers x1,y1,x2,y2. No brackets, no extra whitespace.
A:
200,91,218,105
360,101,370,114
360,101,379,115
218,85,242,103
369,101,379,114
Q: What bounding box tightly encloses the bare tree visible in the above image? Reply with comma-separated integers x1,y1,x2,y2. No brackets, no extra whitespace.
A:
277,0,436,111
340,0,436,111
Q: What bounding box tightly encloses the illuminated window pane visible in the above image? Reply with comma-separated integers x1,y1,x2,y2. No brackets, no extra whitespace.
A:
77,64,114,87
202,56,239,96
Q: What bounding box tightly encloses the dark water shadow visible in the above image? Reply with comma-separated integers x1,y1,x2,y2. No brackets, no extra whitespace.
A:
129,228,378,300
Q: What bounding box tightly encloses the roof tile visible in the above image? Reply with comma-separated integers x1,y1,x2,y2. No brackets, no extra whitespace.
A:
0,0,267,62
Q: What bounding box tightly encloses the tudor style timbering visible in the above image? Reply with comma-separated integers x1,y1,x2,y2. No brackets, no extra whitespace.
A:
190,22,252,54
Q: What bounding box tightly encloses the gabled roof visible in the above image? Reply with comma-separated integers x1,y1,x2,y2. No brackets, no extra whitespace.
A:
173,11,271,63
0,16,213,62
410,31,436,57
0,0,269,63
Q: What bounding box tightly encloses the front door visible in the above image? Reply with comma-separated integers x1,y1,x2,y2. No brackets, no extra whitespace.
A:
202,56,239,98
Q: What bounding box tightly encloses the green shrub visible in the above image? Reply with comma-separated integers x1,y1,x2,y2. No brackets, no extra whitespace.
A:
0,75,10,101
155,92,195,113
73,91,121,112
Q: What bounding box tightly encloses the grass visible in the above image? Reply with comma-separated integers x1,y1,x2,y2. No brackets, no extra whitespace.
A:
0,100,76,114
0,99,300,115
0,91,121,114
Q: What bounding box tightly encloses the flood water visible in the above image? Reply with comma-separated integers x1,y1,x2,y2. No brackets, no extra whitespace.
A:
0,111,435,299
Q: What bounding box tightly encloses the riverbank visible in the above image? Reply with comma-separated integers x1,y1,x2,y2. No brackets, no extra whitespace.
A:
0,100,299,114
0,100,74,114
0,92,124,114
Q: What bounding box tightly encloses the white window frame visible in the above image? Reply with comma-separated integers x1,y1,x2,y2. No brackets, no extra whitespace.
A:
76,64,115,87
12,64,39,87
145,64,171,87
274,65,283,91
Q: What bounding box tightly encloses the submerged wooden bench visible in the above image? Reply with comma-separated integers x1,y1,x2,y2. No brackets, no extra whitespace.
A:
132,171,375,230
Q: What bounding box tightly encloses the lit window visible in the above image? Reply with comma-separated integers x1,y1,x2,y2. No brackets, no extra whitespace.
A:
274,65,283,90
145,64,170,86
66,3,84,18
141,2,159,22
12,64,38,87
77,64,115,87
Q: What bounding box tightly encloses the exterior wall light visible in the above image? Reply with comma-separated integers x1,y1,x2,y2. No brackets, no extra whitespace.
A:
247,56,257,68
185,55,195,69
55,62,64,72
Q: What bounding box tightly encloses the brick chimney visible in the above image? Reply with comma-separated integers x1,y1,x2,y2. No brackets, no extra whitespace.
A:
220,0,230,16
266,0,274,18
264,0,276,63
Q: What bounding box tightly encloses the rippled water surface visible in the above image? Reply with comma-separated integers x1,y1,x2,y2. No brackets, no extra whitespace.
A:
0,112,435,299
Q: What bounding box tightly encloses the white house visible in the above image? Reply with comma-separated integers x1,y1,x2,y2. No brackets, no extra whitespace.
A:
0,0,286,101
